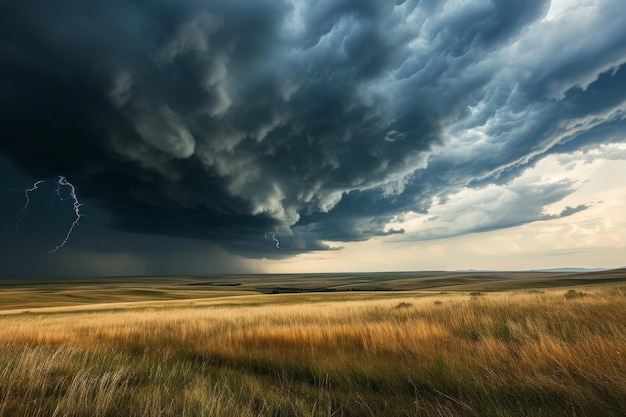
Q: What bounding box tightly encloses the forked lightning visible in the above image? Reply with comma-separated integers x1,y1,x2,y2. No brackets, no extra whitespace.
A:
15,176,83,253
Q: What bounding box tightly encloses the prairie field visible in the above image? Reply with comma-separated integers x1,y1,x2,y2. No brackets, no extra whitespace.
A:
1,272,626,416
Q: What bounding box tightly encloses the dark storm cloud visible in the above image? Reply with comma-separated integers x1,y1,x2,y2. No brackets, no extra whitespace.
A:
1,0,626,266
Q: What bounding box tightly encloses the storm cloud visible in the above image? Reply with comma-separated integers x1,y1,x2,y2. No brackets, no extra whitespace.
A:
1,0,626,276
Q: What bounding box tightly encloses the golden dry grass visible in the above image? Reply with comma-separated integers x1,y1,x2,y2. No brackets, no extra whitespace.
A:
1,284,626,416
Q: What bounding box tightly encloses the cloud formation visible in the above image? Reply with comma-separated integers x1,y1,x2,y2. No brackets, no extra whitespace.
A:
1,0,625,270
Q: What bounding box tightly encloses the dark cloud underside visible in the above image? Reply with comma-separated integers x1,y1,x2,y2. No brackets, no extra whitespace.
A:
1,0,625,270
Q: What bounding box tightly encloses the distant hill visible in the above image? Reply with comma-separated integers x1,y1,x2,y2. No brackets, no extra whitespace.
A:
531,268,612,273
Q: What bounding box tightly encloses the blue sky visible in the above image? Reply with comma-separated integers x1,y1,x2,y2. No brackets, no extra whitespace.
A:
1,0,625,277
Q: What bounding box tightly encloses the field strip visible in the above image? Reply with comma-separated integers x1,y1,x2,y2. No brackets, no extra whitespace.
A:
0,289,456,316
0,293,265,316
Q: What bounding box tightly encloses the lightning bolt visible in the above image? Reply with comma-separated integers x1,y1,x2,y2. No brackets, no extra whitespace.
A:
272,233,280,249
49,176,83,253
15,176,83,253
264,232,280,248
15,180,45,231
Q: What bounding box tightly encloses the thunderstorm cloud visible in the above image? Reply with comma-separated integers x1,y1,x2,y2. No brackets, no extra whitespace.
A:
1,0,625,276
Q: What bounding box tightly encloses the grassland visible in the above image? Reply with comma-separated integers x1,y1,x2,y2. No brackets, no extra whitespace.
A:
1,270,626,416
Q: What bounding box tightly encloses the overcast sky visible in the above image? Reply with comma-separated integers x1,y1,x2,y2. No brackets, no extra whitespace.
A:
1,0,625,278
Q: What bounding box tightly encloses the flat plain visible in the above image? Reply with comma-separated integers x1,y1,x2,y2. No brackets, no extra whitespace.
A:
1,269,625,416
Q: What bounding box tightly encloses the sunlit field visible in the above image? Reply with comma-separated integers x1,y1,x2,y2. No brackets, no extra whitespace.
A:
1,273,626,416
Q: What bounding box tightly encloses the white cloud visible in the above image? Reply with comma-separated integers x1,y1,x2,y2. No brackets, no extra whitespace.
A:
260,144,626,272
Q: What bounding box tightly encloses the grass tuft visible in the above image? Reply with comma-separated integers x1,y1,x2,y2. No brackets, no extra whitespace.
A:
564,289,587,299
